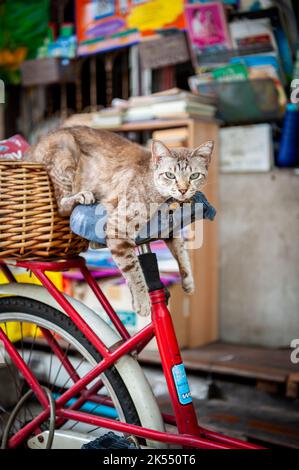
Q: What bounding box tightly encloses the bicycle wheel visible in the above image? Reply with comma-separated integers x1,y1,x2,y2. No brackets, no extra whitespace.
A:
0,296,141,449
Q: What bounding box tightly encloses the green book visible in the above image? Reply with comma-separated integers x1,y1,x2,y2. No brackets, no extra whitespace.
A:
212,63,248,82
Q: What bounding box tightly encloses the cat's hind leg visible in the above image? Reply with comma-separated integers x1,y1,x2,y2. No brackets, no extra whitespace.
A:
48,155,96,216
165,237,194,294
60,191,95,215
52,171,96,216
27,129,95,216
50,154,96,216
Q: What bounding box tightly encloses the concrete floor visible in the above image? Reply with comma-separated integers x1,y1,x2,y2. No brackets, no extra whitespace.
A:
144,366,299,448
1,355,298,448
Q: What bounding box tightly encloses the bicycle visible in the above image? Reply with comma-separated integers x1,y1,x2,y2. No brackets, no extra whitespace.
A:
0,193,262,449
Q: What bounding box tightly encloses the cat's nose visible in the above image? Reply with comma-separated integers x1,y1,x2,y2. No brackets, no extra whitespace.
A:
179,188,187,195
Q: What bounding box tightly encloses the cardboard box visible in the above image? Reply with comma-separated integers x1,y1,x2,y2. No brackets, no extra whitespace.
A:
70,278,188,351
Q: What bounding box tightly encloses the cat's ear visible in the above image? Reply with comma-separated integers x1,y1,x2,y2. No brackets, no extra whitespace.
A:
151,140,172,164
191,140,214,165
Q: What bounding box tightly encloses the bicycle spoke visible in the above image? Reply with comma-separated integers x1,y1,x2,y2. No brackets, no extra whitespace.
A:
0,405,29,438
66,398,106,431
2,322,22,397
87,426,101,434
17,322,36,424
2,322,38,426
47,332,54,389
1,321,91,441
56,356,86,395
19,322,24,363
50,342,71,392
27,326,38,370
23,325,42,423
55,356,103,433
18,322,33,423
0,303,134,448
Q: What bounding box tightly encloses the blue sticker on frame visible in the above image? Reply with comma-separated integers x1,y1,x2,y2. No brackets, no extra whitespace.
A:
172,363,192,405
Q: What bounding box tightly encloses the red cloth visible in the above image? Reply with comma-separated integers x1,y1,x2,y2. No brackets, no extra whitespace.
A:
0,135,30,160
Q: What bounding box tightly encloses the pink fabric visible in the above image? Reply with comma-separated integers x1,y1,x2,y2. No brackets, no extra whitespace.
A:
0,135,30,160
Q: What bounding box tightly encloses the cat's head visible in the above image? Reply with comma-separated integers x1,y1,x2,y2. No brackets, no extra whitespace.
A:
151,139,214,201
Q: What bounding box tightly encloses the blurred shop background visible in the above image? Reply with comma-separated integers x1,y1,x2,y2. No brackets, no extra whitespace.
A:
0,0,299,448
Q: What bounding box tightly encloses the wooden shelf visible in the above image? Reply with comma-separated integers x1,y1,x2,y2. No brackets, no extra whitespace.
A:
103,117,219,132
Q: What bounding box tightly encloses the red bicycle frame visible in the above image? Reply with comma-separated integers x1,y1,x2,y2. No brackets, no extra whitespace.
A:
0,256,262,449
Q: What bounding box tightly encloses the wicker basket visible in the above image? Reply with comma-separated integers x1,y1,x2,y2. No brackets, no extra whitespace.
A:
0,161,88,259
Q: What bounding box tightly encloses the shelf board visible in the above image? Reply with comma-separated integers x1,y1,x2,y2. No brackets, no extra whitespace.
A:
99,117,218,132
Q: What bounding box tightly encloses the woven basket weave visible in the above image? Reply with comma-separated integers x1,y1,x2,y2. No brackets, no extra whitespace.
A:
0,160,88,259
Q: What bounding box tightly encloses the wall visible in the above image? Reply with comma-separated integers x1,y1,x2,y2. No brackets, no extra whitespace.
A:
219,170,299,347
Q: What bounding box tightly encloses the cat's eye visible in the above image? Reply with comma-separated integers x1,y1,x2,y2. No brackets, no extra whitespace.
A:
190,172,201,180
165,172,176,180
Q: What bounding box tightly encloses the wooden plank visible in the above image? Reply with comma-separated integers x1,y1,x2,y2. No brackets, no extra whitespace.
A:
256,380,280,394
139,342,298,384
139,350,289,382
286,372,299,398
187,120,219,347
106,118,192,132
100,117,219,133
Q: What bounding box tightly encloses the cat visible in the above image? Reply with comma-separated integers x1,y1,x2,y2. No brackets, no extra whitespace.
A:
25,126,214,316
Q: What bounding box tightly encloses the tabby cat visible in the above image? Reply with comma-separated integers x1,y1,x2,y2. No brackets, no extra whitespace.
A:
25,126,213,316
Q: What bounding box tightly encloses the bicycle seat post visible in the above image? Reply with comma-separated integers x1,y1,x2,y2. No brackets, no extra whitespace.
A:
137,242,152,256
137,243,169,300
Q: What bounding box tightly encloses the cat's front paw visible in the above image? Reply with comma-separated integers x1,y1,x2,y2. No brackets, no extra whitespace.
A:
132,293,151,317
75,191,95,205
182,275,195,295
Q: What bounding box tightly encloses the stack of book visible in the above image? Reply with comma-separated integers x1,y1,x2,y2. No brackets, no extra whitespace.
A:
185,3,292,123
63,108,124,129
92,108,124,128
124,88,216,122
64,88,216,129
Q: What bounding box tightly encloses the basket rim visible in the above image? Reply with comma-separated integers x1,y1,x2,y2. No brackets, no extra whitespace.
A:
0,160,44,168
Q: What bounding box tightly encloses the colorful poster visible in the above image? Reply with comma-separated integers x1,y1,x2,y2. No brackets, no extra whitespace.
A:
76,0,186,55
185,2,231,52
